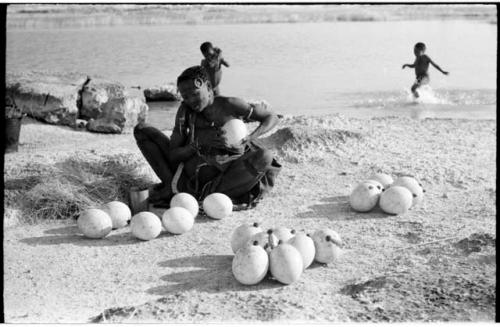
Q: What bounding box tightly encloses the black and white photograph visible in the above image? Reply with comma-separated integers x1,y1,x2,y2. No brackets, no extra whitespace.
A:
3,2,497,323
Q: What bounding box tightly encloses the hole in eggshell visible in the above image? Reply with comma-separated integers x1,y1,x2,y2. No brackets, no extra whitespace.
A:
413,194,417,198
306,233,310,237
368,185,373,190
291,229,296,234
325,235,331,242
253,240,259,246
253,222,259,227
267,229,273,234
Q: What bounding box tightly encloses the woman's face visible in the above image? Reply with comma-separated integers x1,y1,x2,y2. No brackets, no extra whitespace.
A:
178,78,212,112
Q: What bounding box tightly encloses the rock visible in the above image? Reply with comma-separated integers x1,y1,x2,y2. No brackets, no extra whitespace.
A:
80,78,129,119
86,96,148,134
80,77,148,134
86,119,121,134
6,71,87,127
75,119,88,129
143,84,180,102
7,71,149,134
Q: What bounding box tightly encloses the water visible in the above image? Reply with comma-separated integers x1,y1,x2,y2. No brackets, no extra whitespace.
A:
6,20,497,128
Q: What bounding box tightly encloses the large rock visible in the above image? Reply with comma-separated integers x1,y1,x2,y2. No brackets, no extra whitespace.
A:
80,78,129,119
143,84,180,102
6,71,149,134
6,71,86,126
86,96,148,134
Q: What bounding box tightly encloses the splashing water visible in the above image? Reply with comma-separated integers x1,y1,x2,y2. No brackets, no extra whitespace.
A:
350,87,495,109
409,85,451,105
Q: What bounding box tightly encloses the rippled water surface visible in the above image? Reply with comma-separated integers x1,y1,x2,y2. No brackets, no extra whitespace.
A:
7,20,497,123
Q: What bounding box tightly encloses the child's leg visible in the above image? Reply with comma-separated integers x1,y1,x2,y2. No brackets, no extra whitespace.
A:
411,81,420,98
411,75,429,98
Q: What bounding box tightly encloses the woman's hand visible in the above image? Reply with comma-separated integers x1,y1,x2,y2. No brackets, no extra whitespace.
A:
196,128,227,148
240,135,253,148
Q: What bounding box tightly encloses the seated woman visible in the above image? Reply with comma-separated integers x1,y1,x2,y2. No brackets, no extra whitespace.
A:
134,65,281,209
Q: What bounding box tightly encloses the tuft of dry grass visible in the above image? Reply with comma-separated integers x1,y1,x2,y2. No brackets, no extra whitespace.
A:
21,153,154,223
24,178,95,222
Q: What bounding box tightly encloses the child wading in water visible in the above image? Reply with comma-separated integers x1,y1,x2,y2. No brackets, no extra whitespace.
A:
200,42,230,96
402,42,449,98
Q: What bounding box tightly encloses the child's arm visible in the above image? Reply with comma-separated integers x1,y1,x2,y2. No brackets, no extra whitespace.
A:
402,61,415,69
214,48,230,67
429,57,449,75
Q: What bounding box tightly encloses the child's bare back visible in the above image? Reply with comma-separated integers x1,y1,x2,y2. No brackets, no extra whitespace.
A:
414,54,432,78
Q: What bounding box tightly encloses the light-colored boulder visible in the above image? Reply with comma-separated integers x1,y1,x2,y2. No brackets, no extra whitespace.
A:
143,84,180,102
80,78,129,119
6,71,86,127
7,71,149,134
86,96,148,134
86,119,121,134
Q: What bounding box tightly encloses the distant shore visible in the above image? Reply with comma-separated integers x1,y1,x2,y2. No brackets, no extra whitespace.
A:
7,4,497,29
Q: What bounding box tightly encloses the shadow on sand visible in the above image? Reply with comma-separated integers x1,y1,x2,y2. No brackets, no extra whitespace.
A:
194,215,222,224
20,224,175,247
147,254,283,295
295,196,393,220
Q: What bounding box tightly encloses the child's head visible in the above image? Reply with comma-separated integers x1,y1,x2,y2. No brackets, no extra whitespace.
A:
200,41,216,59
177,65,212,112
414,42,426,56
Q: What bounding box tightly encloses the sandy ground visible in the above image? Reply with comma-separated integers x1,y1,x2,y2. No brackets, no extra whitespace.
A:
3,114,496,322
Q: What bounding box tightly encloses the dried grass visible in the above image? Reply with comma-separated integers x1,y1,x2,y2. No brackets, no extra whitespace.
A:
22,153,153,223
24,178,95,222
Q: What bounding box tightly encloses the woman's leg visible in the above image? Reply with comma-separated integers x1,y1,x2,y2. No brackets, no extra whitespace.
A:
133,123,174,202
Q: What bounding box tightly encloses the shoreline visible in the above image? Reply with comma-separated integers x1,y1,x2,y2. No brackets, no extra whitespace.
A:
7,4,497,30
145,103,497,133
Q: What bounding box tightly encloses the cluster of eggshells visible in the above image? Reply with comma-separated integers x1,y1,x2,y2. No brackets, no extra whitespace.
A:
349,173,425,215
77,118,245,239
77,192,234,240
231,224,343,286
77,201,132,239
